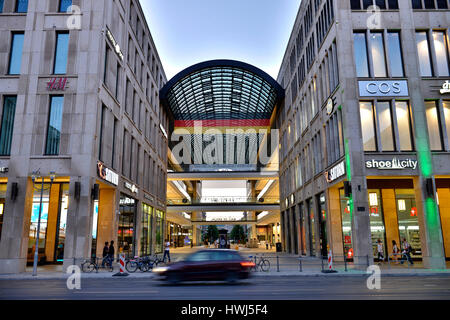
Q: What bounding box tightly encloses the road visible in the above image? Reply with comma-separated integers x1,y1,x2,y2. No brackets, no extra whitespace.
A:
1,275,450,300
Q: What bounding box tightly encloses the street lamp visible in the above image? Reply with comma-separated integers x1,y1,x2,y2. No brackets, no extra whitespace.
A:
31,170,56,277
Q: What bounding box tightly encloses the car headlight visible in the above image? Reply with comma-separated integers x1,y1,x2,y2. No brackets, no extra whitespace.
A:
152,267,169,273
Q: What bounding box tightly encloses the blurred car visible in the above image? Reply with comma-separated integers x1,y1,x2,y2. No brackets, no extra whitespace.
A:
152,249,255,284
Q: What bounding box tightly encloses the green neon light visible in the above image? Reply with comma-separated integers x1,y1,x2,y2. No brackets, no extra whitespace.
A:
344,139,354,221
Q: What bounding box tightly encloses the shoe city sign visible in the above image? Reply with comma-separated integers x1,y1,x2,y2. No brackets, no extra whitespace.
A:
441,80,450,94
97,161,119,186
365,158,417,170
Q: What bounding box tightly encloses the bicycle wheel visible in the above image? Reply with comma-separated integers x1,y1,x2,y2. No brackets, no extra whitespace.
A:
81,261,92,273
260,259,270,272
139,262,150,272
126,260,138,273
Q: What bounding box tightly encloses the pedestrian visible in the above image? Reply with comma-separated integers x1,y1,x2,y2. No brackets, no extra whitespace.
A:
392,240,400,264
401,238,414,265
163,239,171,263
376,239,384,263
101,241,109,267
108,240,115,263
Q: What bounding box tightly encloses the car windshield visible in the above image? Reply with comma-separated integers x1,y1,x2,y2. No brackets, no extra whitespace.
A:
185,251,211,262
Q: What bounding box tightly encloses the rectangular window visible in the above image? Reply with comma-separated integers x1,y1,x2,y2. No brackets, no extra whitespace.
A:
425,101,443,150
432,31,450,77
99,105,106,162
416,32,433,77
112,118,117,169
437,0,448,8
353,33,370,77
424,0,435,9
360,102,377,151
0,96,17,156
0,0,4,13
59,0,72,12
8,32,24,75
54,32,69,74
395,101,413,151
412,0,423,8
15,0,28,12
370,33,387,78
377,101,395,151
387,32,404,77
45,96,64,155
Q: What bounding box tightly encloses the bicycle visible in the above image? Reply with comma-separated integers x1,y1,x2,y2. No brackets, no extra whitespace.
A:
125,256,150,273
81,256,114,273
249,255,270,272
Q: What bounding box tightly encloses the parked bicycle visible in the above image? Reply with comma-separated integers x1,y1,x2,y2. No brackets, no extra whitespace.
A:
125,256,152,273
81,256,114,273
249,255,270,272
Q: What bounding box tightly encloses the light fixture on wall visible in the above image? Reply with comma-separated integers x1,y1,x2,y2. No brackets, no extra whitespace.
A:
369,193,378,207
398,199,406,211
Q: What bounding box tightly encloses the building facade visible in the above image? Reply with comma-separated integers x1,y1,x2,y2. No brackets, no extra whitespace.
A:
277,0,449,268
0,0,169,273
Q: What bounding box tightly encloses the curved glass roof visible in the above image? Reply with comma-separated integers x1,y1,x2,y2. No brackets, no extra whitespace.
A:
160,60,284,121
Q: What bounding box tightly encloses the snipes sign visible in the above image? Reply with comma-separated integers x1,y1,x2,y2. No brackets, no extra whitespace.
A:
97,161,119,186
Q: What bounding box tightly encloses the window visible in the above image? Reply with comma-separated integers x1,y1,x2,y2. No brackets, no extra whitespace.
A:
432,31,450,77
413,0,450,8
0,96,17,156
370,33,387,77
377,102,395,151
8,32,24,75
360,102,377,151
351,0,398,9
444,101,450,150
416,32,433,77
59,0,72,12
99,105,106,162
387,32,404,77
354,33,370,77
15,0,28,12
425,101,443,150
395,101,413,151
0,0,4,13
54,32,69,74
45,96,64,155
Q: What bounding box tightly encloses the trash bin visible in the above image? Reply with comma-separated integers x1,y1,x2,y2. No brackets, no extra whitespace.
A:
276,242,282,252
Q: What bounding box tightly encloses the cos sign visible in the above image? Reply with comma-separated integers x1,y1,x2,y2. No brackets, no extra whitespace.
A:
359,80,408,97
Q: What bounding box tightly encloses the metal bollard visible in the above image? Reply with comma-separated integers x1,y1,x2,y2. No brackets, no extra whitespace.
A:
366,255,369,267
277,256,280,272
321,256,324,272
299,258,303,272
344,255,348,272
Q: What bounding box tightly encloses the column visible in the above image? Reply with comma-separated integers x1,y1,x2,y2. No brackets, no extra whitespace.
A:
327,188,344,261
0,177,34,274
289,207,295,254
381,189,400,257
97,188,117,258
45,184,61,263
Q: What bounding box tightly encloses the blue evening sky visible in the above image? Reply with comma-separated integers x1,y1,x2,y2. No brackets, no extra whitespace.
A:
141,0,301,80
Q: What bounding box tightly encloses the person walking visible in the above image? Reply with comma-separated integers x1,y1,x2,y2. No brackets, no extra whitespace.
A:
108,240,115,264
163,239,171,263
101,241,109,267
401,238,414,265
392,240,400,264
376,239,384,263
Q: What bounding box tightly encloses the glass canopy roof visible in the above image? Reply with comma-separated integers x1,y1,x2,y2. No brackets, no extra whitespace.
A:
160,60,285,121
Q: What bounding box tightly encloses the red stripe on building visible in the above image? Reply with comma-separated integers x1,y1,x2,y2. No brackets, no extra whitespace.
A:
174,119,271,127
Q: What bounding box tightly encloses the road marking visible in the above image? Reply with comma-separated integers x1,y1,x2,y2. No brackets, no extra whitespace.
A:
73,290,159,294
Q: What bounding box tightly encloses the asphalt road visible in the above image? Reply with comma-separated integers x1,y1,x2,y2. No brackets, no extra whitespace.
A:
1,275,450,300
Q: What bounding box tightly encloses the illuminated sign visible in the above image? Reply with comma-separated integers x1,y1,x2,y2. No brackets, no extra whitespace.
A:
440,80,450,94
124,182,138,195
325,161,345,183
359,80,408,97
365,158,417,170
106,28,124,61
47,77,68,91
97,161,119,186
0,167,8,173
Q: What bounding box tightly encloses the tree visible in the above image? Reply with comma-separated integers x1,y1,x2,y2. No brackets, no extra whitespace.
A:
230,225,246,243
205,225,219,242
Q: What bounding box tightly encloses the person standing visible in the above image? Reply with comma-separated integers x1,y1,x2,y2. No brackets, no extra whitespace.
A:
108,240,115,263
376,239,384,263
101,242,109,267
392,240,400,264
401,238,414,265
163,239,171,263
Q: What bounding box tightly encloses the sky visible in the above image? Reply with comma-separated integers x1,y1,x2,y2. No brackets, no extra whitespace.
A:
140,0,301,80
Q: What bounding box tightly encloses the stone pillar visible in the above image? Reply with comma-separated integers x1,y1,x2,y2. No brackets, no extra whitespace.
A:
289,207,295,254
327,187,344,261
45,184,61,263
97,188,116,258
413,177,446,269
0,177,34,274
437,188,450,259
63,177,95,272
381,189,400,257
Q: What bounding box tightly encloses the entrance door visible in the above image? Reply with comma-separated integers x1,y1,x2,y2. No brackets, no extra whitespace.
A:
318,193,328,258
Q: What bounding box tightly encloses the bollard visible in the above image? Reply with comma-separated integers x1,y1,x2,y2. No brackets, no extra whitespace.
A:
277,256,280,272
299,258,302,272
366,255,369,267
322,250,337,273
344,255,348,272
113,254,129,277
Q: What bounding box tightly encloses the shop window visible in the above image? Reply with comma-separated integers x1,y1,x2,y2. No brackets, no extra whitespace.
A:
45,96,64,155
155,210,165,254
368,190,387,257
118,195,136,257
140,203,153,256
307,200,316,256
360,102,377,151
377,101,395,151
55,184,69,262
395,189,422,258
425,101,444,151
432,31,450,77
340,189,353,259
28,185,51,261
0,96,17,156
0,184,6,241
395,101,413,151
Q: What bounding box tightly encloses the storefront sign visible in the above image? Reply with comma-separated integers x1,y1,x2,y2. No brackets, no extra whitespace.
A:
124,182,138,195
97,161,118,186
325,161,345,183
440,80,450,94
143,193,154,202
365,158,417,170
0,167,8,173
359,80,409,97
47,77,68,91
106,28,124,61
